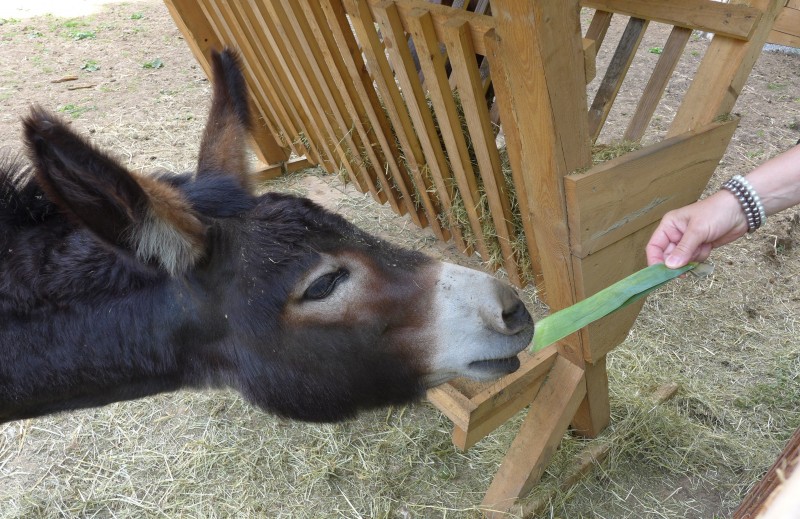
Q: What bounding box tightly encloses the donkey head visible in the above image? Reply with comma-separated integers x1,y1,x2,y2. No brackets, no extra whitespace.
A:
16,49,534,422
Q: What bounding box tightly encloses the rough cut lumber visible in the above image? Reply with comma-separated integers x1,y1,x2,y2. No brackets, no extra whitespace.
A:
624,26,692,142
767,2,800,48
566,118,740,258
588,16,649,142
669,0,787,136
734,425,800,518
581,0,762,40
481,356,587,517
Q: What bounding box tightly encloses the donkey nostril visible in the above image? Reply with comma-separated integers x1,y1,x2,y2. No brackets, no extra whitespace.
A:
501,299,531,332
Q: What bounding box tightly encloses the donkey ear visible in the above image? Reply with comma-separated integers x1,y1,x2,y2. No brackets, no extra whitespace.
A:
197,48,253,191
23,107,206,275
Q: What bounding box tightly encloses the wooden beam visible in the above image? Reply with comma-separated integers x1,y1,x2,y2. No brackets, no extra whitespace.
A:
566,118,740,258
588,17,649,142
669,0,787,136
767,3,800,48
481,356,587,517
624,26,692,142
581,0,762,40
734,425,800,518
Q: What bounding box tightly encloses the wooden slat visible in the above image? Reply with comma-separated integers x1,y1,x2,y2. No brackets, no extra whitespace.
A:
402,9,486,256
299,1,426,223
201,1,306,164
237,0,339,171
272,0,388,206
567,118,739,258
355,0,495,55
163,0,291,166
344,0,450,242
584,9,614,51
256,0,369,193
734,425,800,518
442,17,522,285
624,26,692,142
669,0,787,136
767,4,800,48
372,2,471,250
314,0,429,229
224,2,319,163
581,0,762,40
483,29,542,284
481,356,587,517
207,2,298,161
588,17,649,142
429,346,557,443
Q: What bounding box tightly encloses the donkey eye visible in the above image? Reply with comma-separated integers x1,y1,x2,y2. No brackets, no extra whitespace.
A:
303,269,349,300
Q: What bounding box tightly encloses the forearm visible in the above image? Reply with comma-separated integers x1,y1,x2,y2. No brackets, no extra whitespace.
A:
744,144,800,217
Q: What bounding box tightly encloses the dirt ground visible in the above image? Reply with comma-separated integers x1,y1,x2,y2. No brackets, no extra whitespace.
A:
0,1,799,518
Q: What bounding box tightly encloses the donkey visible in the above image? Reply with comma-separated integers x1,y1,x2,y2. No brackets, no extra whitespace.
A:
0,49,533,424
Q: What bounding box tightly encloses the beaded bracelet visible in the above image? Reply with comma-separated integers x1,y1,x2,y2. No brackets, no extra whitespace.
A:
721,175,766,233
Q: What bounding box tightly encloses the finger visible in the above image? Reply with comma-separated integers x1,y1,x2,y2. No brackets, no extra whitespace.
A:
665,230,706,268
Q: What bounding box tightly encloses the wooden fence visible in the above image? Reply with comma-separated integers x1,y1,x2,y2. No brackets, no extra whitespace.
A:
164,0,789,515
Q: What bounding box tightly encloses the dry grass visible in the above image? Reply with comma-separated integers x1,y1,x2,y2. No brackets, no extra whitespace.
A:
1,2,800,518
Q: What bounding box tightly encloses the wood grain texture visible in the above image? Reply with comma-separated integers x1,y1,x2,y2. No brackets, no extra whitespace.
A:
581,0,762,40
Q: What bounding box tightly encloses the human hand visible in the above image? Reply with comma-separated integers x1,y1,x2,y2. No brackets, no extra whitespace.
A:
645,190,749,268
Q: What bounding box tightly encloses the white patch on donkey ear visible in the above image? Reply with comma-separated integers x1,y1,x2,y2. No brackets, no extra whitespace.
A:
129,174,206,276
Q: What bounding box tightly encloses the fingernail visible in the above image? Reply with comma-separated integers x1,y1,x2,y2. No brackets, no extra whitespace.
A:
665,255,681,268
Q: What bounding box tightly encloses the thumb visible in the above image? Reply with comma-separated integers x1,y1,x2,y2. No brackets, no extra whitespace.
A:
665,231,704,268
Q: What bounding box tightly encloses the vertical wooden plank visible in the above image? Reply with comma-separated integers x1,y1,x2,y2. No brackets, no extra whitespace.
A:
255,0,369,191
220,2,315,161
236,0,335,168
624,26,692,142
492,0,607,440
270,0,387,204
402,9,489,260
483,29,542,284
490,0,588,347
244,0,346,173
669,0,787,135
316,0,431,230
163,0,291,166
442,18,522,286
298,0,426,224
204,1,307,162
587,16,649,142
345,0,451,242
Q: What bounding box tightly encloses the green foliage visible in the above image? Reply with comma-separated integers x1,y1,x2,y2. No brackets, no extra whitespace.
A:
142,58,164,69
81,60,100,72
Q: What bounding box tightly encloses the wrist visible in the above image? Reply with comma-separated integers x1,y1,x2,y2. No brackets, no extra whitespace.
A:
720,175,766,232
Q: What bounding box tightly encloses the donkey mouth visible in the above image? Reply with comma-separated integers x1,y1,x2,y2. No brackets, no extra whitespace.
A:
468,355,521,375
